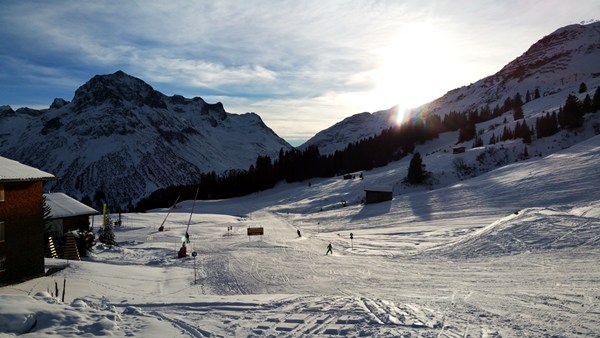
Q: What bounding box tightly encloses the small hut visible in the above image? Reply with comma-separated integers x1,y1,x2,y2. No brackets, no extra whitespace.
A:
364,186,393,204
44,192,99,237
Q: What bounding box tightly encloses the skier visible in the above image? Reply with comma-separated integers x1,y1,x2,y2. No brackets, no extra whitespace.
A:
297,229,301,237
178,243,187,258
325,243,333,255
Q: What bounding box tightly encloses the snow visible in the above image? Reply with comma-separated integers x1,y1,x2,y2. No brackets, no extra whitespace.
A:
0,156,55,182
1,135,599,337
45,192,99,218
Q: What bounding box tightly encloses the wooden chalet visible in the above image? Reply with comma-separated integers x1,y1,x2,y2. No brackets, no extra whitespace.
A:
364,186,393,204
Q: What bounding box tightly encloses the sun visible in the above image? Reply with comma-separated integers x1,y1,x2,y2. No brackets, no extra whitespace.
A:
372,22,459,124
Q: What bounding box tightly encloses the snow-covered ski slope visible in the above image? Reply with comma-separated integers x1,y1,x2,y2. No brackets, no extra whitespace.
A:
1,136,599,337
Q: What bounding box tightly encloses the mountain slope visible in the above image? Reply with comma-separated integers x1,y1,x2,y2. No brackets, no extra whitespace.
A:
0,71,292,208
420,21,600,118
298,106,399,155
301,22,600,155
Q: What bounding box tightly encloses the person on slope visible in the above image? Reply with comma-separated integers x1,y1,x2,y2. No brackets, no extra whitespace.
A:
325,243,333,255
297,229,301,237
178,243,187,258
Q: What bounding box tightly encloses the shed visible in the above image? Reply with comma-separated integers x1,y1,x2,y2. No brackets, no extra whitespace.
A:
0,156,55,284
364,186,393,204
45,192,98,237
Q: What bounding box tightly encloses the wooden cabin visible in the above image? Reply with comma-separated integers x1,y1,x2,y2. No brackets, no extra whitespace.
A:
364,187,393,204
45,192,98,237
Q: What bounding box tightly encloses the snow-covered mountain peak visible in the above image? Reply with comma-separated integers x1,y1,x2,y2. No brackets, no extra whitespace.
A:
72,70,166,110
496,22,600,84
0,71,292,209
301,22,600,155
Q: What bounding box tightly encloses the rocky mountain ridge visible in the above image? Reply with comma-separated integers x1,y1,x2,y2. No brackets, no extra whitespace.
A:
0,71,292,209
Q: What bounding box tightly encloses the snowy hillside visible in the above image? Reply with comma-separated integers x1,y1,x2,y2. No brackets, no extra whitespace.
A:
298,106,399,155
419,21,600,118
1,133,598,337
301,22,600,155
0,71,292,208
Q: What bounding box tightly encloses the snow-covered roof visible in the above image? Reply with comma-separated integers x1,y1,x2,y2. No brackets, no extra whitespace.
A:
44,192,98,219
0,156,55,182
364,186,392,193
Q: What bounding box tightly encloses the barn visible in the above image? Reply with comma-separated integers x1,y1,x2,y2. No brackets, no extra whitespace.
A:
0,156,55,285
364,187,393,204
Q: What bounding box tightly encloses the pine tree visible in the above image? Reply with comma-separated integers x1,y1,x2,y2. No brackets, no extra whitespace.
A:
472,135,483,148
521,120,532,144
534,88,541,99
579,82,588,93
513,92,524,120
42,194,52,234
406,152,426,184
582,94,593,114
97,218,116,246
502,125,514,141
558,94,584,129
593,87,600,112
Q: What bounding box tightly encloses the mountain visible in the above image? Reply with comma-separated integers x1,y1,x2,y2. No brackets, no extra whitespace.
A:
0,71,292,209
301,22,600,155
298,106,400,155
420,21,600,118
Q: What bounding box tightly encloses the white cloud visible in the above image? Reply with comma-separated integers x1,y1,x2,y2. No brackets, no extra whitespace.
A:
1,0,599,141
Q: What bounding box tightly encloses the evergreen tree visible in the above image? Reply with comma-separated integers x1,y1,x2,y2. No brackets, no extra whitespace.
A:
521,120,532,144
97,218,116,246
502,125,514,141
472,135,483,148
489,133,496,145
525,90,531,102
593,87,600,112
534,88,541,99
558,94,584,129
42,194,53,256
579,82,588,93
582,94,593,114
458,122,476,143
405,152,426,184
513,92,524,120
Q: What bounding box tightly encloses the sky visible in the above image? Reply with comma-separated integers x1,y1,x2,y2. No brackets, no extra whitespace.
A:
0,1,598,145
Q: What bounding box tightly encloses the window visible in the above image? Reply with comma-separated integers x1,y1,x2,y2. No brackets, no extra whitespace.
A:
0,221,4,242
0,183,4,202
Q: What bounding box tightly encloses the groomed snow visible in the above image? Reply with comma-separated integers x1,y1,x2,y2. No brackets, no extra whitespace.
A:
1,136,599,337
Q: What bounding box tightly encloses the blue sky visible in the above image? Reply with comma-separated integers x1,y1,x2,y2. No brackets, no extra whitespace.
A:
1,1,598,144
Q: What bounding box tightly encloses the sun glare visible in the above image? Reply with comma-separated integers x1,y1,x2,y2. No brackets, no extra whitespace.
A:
372,22,458,124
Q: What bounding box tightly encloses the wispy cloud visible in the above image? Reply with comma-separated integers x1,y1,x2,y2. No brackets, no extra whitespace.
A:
1,0,598,141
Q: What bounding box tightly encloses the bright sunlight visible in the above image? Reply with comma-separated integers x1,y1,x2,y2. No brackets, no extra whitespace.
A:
371,22,463,124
